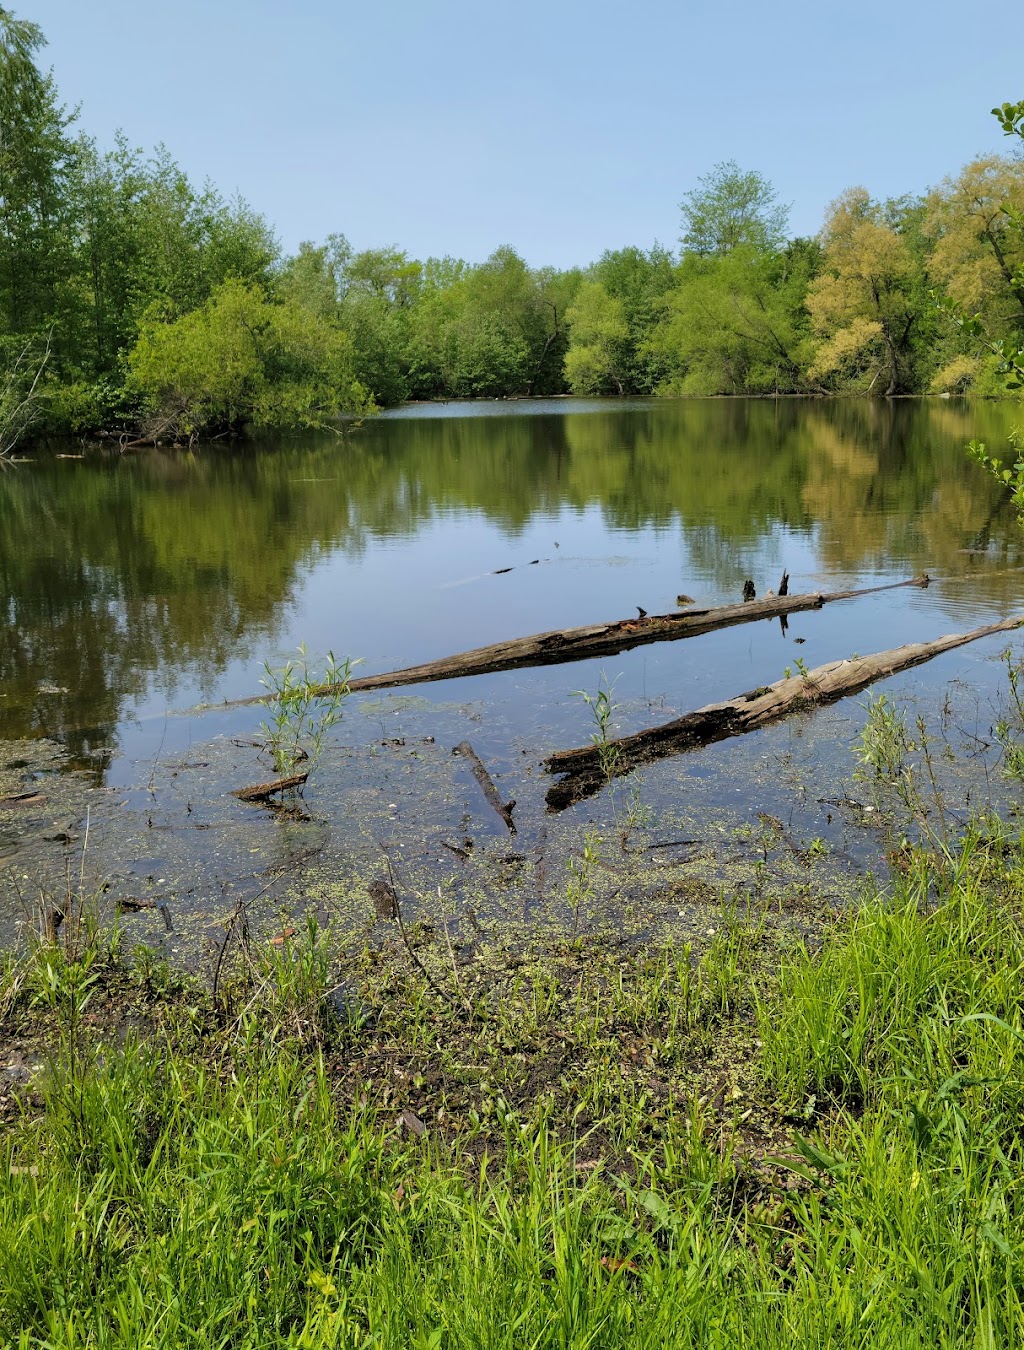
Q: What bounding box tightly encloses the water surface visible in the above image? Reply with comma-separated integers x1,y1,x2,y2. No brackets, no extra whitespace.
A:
3,397,1024,940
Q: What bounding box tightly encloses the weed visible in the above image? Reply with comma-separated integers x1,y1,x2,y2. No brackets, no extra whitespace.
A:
572,672,620,783
259,643,354,779
855,692,909,783
566,829,602,939
994,646,1024,779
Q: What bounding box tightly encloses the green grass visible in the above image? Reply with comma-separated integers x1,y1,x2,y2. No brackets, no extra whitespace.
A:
4,822,1024,1345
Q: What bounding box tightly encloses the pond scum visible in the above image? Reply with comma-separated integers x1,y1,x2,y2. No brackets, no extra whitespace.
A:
4,694,1024,1345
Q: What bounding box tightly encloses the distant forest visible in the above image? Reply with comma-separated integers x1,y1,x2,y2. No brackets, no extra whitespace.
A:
1,7,1022,446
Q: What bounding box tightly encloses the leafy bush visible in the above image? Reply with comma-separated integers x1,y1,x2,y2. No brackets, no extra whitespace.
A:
128,278,373,440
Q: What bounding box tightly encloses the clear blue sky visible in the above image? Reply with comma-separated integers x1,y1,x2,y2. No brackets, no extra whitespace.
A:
26,0,1024,269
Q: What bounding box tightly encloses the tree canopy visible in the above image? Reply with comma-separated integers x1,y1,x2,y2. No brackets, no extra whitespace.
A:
0,7,1021,454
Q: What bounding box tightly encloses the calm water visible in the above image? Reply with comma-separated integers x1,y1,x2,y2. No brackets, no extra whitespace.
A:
3,397,1024,938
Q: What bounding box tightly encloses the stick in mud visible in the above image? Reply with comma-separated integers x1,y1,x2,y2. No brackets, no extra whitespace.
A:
543,615,1024,811
453,740,517,834
231,770,309,802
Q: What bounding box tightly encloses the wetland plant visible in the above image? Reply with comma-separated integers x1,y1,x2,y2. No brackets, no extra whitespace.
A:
566,829,602,939
572,672,620,784
259,643,354,780
994,646,1024,780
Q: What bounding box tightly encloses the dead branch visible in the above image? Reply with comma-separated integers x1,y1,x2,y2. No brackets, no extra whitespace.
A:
453,740,517,834
544,616,1024,810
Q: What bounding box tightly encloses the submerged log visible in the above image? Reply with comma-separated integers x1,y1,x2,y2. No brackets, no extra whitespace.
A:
321,575,930,696
232,770,309,802
544,615,1024,811
453,740,517,834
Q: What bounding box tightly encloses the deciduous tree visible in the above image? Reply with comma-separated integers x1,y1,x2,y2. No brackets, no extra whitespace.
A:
806,189,922,395
128,279,370,438
680,161,789,258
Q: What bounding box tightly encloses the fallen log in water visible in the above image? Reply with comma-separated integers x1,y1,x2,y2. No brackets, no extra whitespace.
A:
232,770,309,802
327,575,932,696
453,740,517,834
543,615,1024,811
197,576,929,716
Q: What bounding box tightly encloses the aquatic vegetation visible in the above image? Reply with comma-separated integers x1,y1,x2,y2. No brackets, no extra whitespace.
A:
259,644,354,780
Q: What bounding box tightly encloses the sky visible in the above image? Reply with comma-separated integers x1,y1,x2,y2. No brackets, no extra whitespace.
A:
24,0,1024,270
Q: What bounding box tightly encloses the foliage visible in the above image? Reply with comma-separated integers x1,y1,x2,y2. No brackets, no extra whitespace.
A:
259,644,354,779
128,278,371,438
925,155,1024,331
805,189,924,394
649,240,819,395
679,160,789,257
564,280,630,394
0,330,49,456
0,7,78,356
406,245,570,400
957,100,1024,508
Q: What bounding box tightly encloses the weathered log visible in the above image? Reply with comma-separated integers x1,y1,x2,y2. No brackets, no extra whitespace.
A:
453,740,517,834
0,791,46,808
232,770,309,802
544,615,1024,811
196,576,930,717
324,575,931,696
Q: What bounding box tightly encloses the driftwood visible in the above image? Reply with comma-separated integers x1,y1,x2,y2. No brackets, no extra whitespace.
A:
453,740,517,834
544,615,1024,811
0,791,46,809
197,576,929,717
329,576,931,696
232,770,309,802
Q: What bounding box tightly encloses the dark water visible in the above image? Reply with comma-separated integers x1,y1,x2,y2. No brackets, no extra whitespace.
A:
3,397,1024,941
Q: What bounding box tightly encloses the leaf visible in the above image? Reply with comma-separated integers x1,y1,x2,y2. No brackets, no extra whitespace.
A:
307,1269,338,1298
599,1255,639,1274
399,1108,427,1137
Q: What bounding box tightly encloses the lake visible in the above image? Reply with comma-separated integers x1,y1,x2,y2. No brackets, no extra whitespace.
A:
3,396,1024,948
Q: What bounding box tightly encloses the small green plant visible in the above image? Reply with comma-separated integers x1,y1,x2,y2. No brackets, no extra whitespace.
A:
619,771,651,850
566,830,601,939
968,429,1024,519
259,644,354,779
994,647,1024,779
855,692,909,783
572,672,620,784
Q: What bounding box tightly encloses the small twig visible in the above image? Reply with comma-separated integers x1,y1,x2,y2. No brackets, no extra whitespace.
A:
382,849,478,1016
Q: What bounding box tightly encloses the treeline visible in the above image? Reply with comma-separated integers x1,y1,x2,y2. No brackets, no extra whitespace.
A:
1,8,1022,446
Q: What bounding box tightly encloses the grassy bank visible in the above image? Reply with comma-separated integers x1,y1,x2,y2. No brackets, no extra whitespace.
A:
3,818,1024,1346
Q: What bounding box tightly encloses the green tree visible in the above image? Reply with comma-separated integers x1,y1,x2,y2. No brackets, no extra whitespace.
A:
68,136,277,377
925,153,1024,391
589,245,676,392
680,161,789,258
0,7,78,351
564,281,630,394
648,239,819,395
276,235,351,320
128,278,371,439
957,100,1024,514
406,246,561,399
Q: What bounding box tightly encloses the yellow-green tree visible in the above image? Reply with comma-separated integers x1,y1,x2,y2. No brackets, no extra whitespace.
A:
564,281,630,394
925,155,1024,391
805,189,922,395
